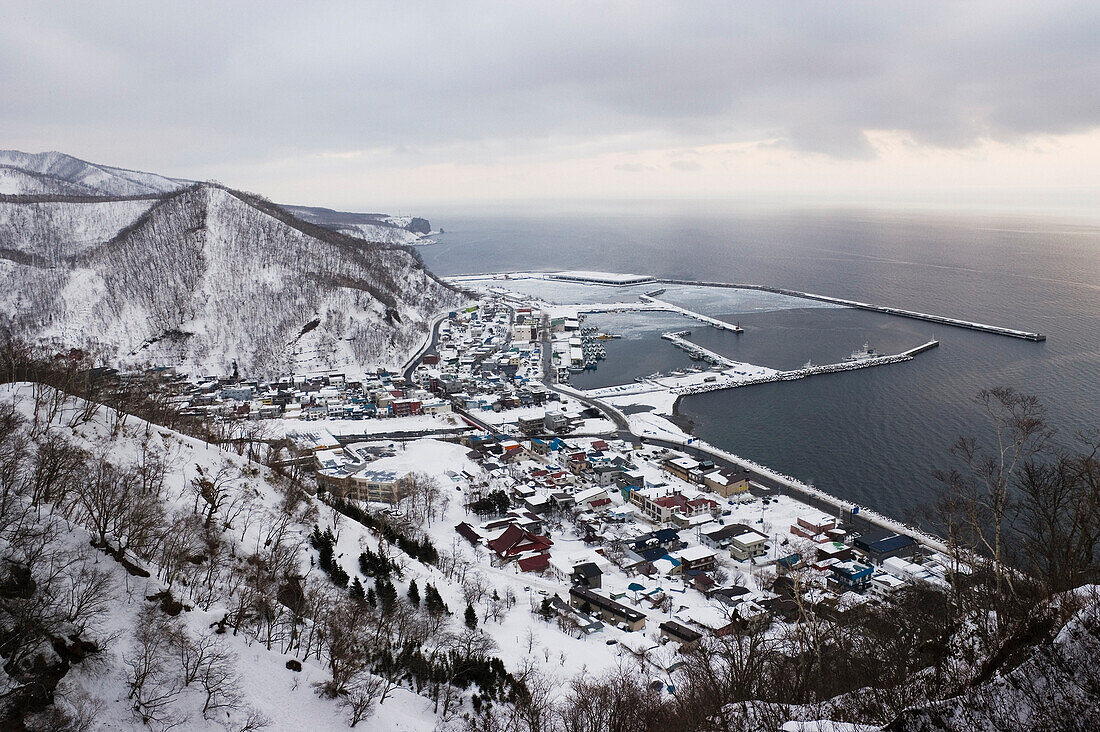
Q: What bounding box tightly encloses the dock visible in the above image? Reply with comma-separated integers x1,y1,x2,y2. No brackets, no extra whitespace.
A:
661,330,737,367
658,280,1045,341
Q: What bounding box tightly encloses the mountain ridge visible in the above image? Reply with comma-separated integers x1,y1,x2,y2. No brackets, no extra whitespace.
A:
0,150,436,246
0,178,460,376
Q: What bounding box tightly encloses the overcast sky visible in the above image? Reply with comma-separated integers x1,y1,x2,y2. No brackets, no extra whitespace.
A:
3,1,1098,213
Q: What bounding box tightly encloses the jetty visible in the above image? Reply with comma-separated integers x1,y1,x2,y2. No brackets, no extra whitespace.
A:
673,340,940,396
661,330,737,367
639,295,743,332
658,280,1045,341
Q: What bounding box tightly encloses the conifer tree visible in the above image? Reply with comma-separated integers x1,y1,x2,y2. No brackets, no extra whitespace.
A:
465,603,478,629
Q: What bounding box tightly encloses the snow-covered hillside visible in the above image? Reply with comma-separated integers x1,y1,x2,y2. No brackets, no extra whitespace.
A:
0,383,448,730
280,205,435,246
0,150,192,196
336,222,432,246
0,184,460,375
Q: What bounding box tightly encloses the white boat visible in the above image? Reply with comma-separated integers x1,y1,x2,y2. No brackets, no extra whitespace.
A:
846,343,877,361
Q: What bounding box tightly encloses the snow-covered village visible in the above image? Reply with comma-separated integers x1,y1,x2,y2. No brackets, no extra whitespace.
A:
4,6,1100,730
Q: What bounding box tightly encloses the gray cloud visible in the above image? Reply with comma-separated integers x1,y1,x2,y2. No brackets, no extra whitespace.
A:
1,1,1097,178
670,160,702,171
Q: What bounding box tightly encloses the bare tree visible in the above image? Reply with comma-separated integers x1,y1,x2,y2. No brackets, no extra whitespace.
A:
125,606,186,731
1015,434,1100,594
190,462,239,528
341,675,385,727
934,387,1051,602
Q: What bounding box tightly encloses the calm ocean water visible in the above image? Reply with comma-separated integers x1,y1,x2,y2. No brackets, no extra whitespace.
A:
420,206,1100,527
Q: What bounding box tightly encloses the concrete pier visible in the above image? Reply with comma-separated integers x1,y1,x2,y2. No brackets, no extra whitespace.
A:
661,330,738,368
639,295,743,332
674,340,940,396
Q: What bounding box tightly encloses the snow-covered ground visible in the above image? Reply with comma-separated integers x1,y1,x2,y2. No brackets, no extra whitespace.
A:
0,382,441,731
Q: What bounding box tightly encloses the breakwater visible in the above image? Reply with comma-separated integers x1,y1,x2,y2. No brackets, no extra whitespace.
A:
659,279,1045,341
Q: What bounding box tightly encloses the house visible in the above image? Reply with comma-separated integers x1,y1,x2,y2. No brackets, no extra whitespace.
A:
573,486,612,512
815,541,852,562
702,467,751,497
671,545,718,574
663,456,704,484
571,562,603,589
486,524,554,559
708,585,752,606
518,553,551,573
869,571,907,599
632,528,682,553
814,592,872,624
544,410,569,432
700,523,743,551
829,560,874,593
568,587,646,631
791,515,837,540
727,524,769,561
455,522,482,546
852,531,919,565
659,621,702,650
592,465,624,486
759,596,801,623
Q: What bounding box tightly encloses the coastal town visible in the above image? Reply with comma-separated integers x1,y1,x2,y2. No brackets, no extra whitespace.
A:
143,272,956,675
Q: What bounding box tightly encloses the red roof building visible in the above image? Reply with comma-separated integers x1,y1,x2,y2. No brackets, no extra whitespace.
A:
517,553,551,573
486,524,554,558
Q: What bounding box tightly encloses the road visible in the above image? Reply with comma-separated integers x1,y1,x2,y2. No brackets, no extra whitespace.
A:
632,436,896,540
401,313,448,383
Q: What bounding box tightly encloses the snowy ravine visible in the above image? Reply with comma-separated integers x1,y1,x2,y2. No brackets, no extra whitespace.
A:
0,184,460,376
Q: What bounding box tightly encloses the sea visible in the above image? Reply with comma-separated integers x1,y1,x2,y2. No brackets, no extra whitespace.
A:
417,204,1100,528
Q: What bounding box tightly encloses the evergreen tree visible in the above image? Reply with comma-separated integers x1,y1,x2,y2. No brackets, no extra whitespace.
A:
407,578,420,606
367,587,377,607
465,603,478,629
424,584,446,616
349,577,365,601
376,577,397,610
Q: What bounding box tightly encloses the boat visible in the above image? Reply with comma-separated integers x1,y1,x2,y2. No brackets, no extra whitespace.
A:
846,343,877,361
567,365,585,373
